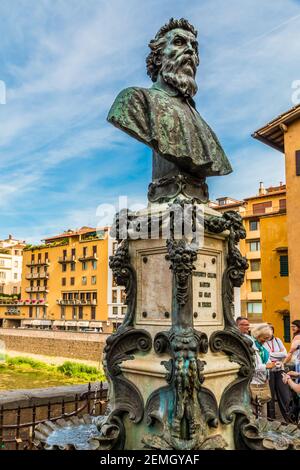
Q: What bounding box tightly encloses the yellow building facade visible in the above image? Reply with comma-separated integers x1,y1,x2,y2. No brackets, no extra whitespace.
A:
0,226,111,332
211,183,289,343
253,104,300,332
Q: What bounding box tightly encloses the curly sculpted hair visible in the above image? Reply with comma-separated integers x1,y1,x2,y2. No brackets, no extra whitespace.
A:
146,18,199,82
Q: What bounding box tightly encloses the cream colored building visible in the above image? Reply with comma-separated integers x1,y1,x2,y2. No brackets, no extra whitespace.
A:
0,235,26,296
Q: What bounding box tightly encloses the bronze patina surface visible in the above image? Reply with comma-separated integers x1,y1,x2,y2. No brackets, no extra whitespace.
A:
107,18,232,202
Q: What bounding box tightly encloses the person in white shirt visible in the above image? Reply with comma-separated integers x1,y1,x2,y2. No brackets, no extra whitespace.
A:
263,325,293,421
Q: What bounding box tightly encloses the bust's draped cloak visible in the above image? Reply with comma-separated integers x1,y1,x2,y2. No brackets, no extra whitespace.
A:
107,82,232,178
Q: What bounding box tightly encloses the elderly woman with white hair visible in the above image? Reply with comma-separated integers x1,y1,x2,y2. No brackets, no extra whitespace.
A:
250,323,276,414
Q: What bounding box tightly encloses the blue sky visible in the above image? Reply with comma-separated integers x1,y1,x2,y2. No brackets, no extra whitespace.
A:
1,0,300,243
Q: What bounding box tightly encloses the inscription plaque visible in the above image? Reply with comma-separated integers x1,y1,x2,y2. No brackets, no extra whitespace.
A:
192,250,221,324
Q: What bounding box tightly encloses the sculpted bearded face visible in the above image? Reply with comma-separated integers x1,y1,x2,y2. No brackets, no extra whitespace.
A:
158,28,199,98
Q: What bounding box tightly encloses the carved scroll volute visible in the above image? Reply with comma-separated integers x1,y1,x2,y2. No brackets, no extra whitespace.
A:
109,239,137,328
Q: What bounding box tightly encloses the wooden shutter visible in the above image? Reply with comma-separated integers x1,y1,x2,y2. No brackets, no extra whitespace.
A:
296,150,300,176
280,255,289,277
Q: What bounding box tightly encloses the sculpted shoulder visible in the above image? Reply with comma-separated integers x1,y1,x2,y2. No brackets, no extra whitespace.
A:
107,87,152,145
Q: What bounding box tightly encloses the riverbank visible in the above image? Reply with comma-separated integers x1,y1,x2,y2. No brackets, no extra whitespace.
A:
0,354,106,390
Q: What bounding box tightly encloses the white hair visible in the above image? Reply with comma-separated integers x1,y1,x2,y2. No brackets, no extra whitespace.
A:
251,323,272,340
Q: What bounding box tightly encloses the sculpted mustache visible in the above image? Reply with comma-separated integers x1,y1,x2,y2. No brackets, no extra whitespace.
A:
163,54,197,73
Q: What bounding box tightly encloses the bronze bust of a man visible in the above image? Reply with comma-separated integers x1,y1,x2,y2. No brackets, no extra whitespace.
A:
108,18,232,203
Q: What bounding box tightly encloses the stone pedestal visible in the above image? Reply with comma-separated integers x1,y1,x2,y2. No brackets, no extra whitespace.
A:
33,203,300,451
104,202,254,450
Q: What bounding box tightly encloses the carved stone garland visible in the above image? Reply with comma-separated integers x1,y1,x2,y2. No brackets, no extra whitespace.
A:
143,234,226,450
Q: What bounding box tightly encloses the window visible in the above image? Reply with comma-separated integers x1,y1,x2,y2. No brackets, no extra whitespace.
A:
82,276,87,286
86,292,91,301
250,260,261,271
122,306,127,316
280,255,289,277
247,302,262,321
14,260,18,268
68,292,73,300
247,302,262,314
62,263,67,272
45,252,48,261
29,307,33,318
113,306,118,315
91,276,96,285
0,260,4,266
93,245,97,255
72,306,77,320
62,292,68,300
283,315,291,343
249,220,259,231
91,306,96,320
92,260,97,270
78,306,83,320
83,247,87,257
38,253,41,262
71,262,76,271
253,201,272,215
279,199,286,212
63,249,67,260
14,273,18,280
112,290,118,303
61,306,65,320
31,254,35,262
71,248,76,258
82,262,87,271
36,307,40,318
249,241,260,252
43,307,47,319
121,289,126,304
14,250,19,256
62,277,66,286
13,287,18,294
0,272,6,279
251,280,262,292
70,277,75,286
0,285,3,294
92,292,97,301
296,150,300,176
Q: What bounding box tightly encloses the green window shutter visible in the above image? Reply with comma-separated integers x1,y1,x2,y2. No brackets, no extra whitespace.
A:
283,315,290,343
280,255,289,277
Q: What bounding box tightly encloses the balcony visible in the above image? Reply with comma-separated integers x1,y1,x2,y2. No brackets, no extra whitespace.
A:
246,292,262,301
26,259,50,267
246,230,260,240
246,251,261,260
58,255,76,264
246,271,262,280
25,286,49,293
26,272,49,280
78,254,98,262
56,299,97,306
0,299,48,306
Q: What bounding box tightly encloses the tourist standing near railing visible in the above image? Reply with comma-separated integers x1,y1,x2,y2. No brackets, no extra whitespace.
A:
284,320,300,383
250,324,276,416
264,325,294,421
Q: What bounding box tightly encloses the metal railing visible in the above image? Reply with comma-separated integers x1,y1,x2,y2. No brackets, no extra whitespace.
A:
0,382,108,450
